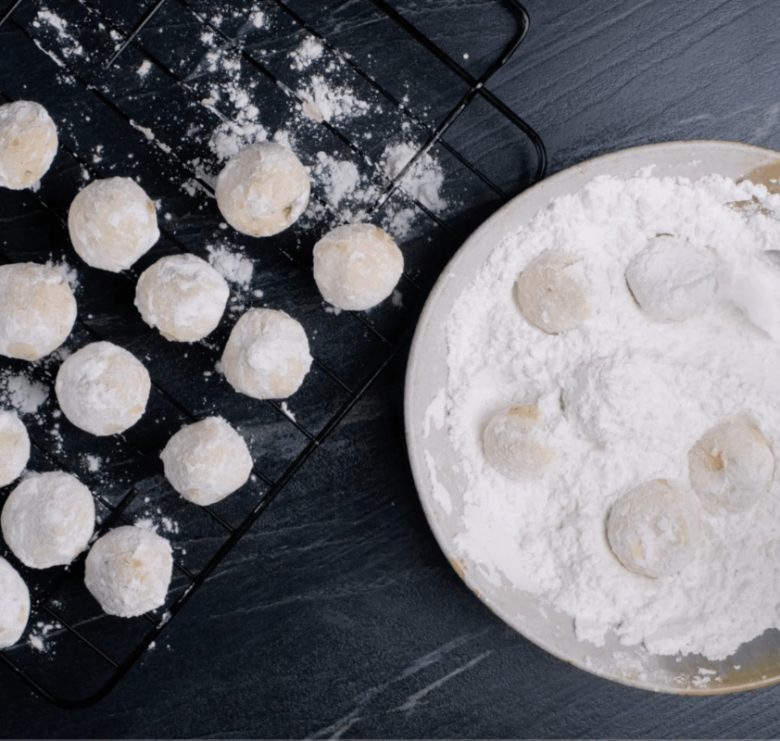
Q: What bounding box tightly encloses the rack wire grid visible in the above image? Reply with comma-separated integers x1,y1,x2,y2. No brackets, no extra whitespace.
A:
0,0,546,709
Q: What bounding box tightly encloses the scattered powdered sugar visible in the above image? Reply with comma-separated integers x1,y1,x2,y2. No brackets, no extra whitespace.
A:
298,75,370,124
290,36,324,71
207,243,253,288
382,142,447,212
137,59,152,78
2,374,49,414
444,172,780,661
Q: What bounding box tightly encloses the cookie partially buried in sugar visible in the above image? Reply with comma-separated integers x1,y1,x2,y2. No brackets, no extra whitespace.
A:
688,418,774,515
0,557,29,648
607,479,701,578
0,263,77,361
0,411,30,487
68,177,160,272
514,250,591,334
1,472,95,569
625,235,717,321
216,142,310,237
483,404,554,480
0,100,58,191
313,223,404,311
135,254,230,342
161,417,253,506
220,308,312,400
55,341,151,436
84,526,172,618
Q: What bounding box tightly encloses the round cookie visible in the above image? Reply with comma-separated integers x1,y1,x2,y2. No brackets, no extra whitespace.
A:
84,526,172,618
68,177,159,272
626,235,717,321
135,254,230,342
161,416,253,506
55,341,151,436
688,418,774,515
313,223,404,311
515,250,591,334
0,557,29,648
607,479,701,578
1,471,95,569
0,100,58,190
483,404,554,480
220,308,312,400
215,142,310,237
0,262,77,361
0,411,29,487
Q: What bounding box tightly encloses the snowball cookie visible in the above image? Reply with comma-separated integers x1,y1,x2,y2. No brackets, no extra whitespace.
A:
135,254,229,342
0,557,29,648
215,142,310,237
221,308,312,400
84,526,172,618
625,235,717,321
514,250,591,334
0,411,29,487
161,417,253,506
688,418,774,515
483,404,554,480
313,223,404,311
0,262,77,361
0,100,58,190
607,479,701,578
68,177,159,272
55,341,151,436
1,472,95,569
563,355,679,445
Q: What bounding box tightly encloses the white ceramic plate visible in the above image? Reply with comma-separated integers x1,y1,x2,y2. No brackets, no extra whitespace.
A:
404,140,780,694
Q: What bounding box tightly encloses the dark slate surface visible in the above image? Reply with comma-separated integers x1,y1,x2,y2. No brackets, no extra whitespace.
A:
2,0,780,737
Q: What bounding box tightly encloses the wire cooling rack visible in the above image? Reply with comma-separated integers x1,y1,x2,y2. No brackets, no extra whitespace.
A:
0,0,545,708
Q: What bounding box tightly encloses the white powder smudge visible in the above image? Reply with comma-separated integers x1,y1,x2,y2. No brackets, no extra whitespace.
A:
392,289,403,308
297,75,370,124
35,9,86,61
207,244,253,287
290,36,324,71
137,59,152,78
280,401,296,421
424,450,452,515
5,375,48,414
85,455,102,472
382,142,447,212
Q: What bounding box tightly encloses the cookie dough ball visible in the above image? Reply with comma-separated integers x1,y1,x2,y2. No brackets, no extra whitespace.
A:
0,557,29,648
688,418,774,515
313,223,404,311
55,341,151,436
1,472,95,569
84,526,172,618
0,100,58,190
216,142,310,237
483,404,554,480
68,177,159,272
161,417,253,506
0,412,29,487
626,236,717,321
607,479,701,578
0,262,77,361
221,308,312,400
515,251,591,334
135,254,229,342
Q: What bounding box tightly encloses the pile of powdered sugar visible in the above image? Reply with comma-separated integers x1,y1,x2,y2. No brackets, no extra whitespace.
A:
443,171,780,661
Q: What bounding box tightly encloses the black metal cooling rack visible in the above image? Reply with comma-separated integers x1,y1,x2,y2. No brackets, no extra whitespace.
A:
0,0,545,708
